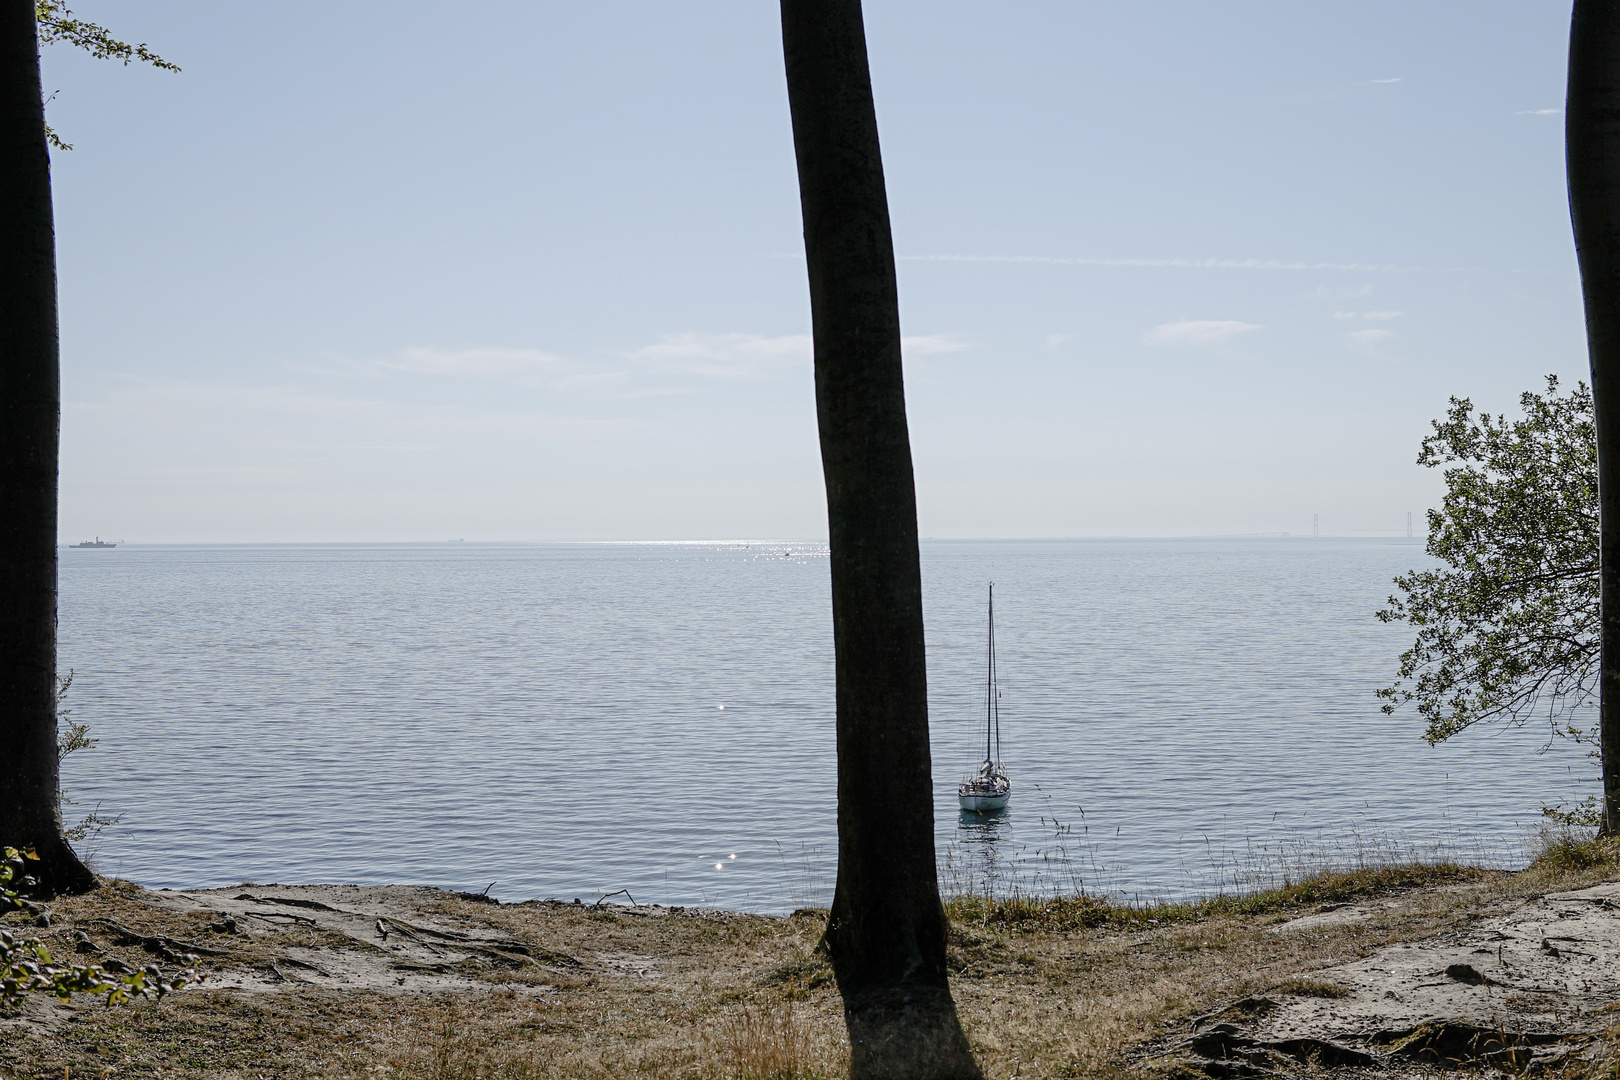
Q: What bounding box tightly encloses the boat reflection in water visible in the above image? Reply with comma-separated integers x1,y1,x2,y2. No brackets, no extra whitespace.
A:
947,802,1017,899
958,802,1009,828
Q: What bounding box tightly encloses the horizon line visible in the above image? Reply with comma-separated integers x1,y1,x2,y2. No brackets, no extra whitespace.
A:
58,534,1429,546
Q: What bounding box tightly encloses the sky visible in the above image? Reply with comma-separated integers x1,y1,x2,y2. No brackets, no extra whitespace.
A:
41,0,1587,542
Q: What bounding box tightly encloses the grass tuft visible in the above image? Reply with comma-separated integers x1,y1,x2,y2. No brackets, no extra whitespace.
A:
1526,829,1620,875
760,952,834,999
716,1003,826,1080
1270,976,1351,999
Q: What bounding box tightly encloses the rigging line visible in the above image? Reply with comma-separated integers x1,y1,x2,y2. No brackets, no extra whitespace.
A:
984,605,997,764
989,582,1001,765
985,581,995,764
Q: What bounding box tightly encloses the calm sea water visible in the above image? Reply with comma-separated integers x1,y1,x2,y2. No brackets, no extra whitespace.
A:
56,539,1593,914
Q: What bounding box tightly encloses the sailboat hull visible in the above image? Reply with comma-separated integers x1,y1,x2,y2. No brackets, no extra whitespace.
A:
958,790,1009,812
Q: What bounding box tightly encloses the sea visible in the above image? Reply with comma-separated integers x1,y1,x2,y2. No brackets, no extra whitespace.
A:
55,538,1594,915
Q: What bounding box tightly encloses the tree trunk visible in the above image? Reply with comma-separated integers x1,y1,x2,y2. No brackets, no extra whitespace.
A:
1569,0,1620,837
778,3,980,1076
0,0,94,895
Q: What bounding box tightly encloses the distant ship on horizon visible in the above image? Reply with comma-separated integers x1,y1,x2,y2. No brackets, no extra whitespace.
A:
71,537,116,548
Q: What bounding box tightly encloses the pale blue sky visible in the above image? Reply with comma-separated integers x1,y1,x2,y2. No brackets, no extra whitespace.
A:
44,1,1583,541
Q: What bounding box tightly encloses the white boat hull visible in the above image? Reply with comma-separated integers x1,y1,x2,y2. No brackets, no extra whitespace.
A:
958,790,1009,812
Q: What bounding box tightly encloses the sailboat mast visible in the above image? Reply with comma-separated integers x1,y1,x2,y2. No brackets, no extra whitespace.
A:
991,585,1001,765
985,583,995,763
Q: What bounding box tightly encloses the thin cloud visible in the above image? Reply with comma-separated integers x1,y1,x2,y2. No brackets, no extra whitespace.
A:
1372,77,1402,84
354,346,624,394
384,347,564,376
900,253,1421,273
1515,108,1562,115
70,377,642,448
243,442,442,452
1348,327,1396,356
1144,320,1261,349
627,331,967,375
901,333,970,356
1334,310,1403,321
338,331,964,400
628,332,811,378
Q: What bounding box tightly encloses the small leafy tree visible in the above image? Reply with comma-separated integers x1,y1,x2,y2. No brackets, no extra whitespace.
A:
1,847,192,1007
1378,377,1599,751
54,670,121,847
33,0,179,150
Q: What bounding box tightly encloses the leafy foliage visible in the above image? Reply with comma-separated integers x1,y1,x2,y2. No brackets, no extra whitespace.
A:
53,669,94,760
53,670,122,846
32,1,179,150
34,1,177,70
1377,377,1598,746
1542,793,1603,829
1,847,193,1007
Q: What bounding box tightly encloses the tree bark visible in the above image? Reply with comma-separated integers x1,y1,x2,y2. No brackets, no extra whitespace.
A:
779,2,980,1076
1569,0,1620,837
0,0,94,895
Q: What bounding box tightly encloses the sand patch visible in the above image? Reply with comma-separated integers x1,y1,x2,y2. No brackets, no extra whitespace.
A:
1174,879,1620,1075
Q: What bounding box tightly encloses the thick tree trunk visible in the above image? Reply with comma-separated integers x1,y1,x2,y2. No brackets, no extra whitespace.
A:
1569,0,1620,837
0,0,93,895
779,3,980,1076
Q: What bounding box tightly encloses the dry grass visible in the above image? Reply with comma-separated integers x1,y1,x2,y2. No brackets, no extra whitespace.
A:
1267,976,1351,999
712,1003,833,1080
942,860,1487,933
3,834,1619,1079
943,832,1620,1078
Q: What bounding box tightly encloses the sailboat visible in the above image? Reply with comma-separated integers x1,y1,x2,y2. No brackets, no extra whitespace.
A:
957,583,1011,813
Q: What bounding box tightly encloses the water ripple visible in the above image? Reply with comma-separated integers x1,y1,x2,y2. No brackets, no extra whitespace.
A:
56,539,1589,913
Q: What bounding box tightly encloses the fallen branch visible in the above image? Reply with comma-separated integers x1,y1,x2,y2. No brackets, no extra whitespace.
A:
391,960,453,974
86,918,226,960
276,955,332,977
235,894,345,913
373,918,443,954
244,909,318,926
373,916,580,968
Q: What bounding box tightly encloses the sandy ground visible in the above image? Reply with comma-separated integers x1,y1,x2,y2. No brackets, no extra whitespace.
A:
0,879,842,1078
1169,879,1620,1075
6,857,1620,1078
123,883,586,995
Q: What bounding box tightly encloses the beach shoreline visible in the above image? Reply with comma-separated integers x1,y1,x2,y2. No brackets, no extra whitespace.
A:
5,840,1620,1078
